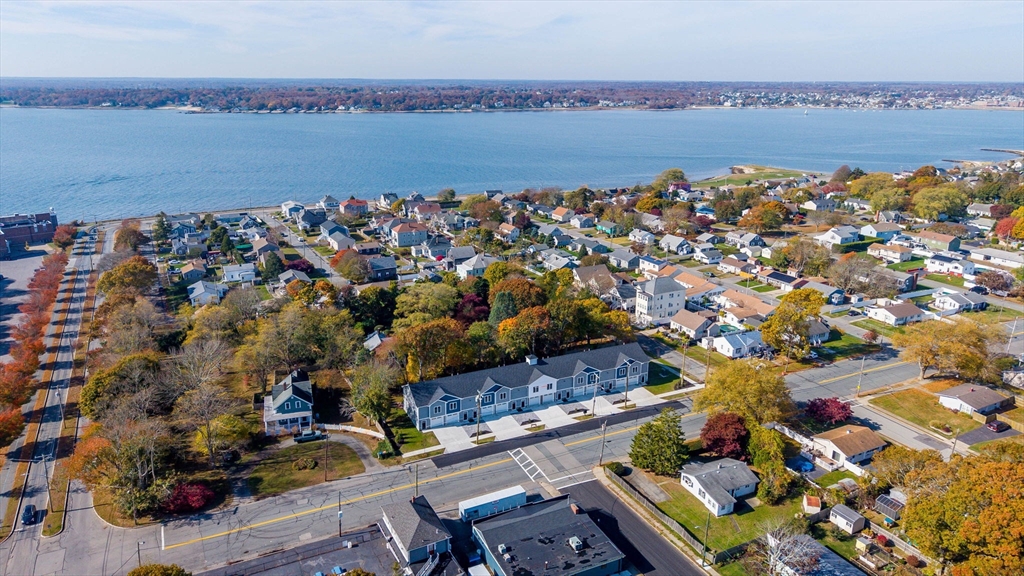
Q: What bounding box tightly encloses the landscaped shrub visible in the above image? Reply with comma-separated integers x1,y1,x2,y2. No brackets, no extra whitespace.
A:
604,461,626,476
876,534,889,546
292,457,318,471
375,439,394,459
161,483,215,514
906,555,920,568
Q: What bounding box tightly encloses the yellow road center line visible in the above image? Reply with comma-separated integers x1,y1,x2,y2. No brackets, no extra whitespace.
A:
165,456,513,550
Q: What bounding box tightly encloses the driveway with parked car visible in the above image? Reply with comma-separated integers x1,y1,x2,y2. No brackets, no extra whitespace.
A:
954,422,1019,446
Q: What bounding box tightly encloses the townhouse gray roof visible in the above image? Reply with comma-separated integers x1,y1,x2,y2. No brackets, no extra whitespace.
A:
680,458,759,507
881,302,924,319
381,495,450,554
407,343,649,407
446,246,476,261
278,270,311,284
472,495,624,576
940,292,986,307
368,255,397,271
535,224,563,236
937,384,1008,410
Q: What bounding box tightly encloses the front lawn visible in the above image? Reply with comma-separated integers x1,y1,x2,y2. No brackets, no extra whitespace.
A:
247,442,365,499
924,273,965,287
646,361,682,394
851,318,901,338
752,284,777,293
869,388,981,436
388,410,440,454
962,305,1015,324
655,473,804,551
809,524,860,561
887,258,925,272
818,331,877,361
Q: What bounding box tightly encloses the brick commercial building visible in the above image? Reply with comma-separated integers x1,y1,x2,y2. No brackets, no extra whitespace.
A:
0,212,58,258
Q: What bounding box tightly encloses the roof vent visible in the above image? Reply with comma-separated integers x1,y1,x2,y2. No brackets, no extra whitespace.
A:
526,355,539,366
846,429,852,434
569,536,583,552
498,543,508,554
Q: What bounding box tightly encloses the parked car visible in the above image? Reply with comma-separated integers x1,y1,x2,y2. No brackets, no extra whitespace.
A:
970,286,989,295
987,420,1009,433
847,310,860,316
21,504,36,526
294,429,325,443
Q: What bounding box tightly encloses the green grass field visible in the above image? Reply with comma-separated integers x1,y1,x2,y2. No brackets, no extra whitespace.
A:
925,273,965,287
694,166,808,188
389,410,440,454
818,331,876,361
816,469,856,487
247,442,365,499
646,361,683,394
752,284,777,293
870,388,981,436
887,258,925,272
685,346,730,368
851,318,902,338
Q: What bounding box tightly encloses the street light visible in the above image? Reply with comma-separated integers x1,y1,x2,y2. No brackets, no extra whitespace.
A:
137,541,145,568
475,394,482,445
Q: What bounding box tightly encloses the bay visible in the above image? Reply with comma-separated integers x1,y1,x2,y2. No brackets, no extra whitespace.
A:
1,107,1021,221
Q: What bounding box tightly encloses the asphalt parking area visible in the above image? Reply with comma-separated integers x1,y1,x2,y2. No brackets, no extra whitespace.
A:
956,424,1020,447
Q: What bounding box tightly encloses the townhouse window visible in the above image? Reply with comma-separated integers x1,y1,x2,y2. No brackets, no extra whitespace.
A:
617,367,626,378
532,386,539,393
499,392,507,400
284,402,290,410
434,406,442,414
589,373,598,384
631,365,638,373
576,376,584,385
483,394,493,403
546,383,553,390
448,401,458,411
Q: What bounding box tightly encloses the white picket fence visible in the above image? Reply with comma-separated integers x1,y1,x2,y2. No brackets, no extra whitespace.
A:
323,424,385,439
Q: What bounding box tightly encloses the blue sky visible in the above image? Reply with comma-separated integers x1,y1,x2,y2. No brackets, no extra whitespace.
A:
1,1,1021,81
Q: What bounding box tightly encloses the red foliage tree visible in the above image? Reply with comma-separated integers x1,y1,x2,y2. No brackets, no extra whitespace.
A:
52,225,78,249
805,397,853,425
284,258,315,273
0,408,25,449
995,217,1018,239
691,215,715,230
990,204,1013,220
161,483,215,514
454,294,489,325
700,412,750,460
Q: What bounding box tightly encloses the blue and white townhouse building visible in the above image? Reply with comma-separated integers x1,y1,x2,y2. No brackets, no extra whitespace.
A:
403,343,650,431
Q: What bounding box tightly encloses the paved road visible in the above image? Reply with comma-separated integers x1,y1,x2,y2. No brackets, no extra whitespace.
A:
1,230,97,576
564,480,703,576
259,212,346,286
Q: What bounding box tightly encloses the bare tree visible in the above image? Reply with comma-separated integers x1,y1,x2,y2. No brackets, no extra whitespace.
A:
749,518,820,575
175,382,236,467
105,298,160,355
807,210,828,232
222,286,262,324
172,338,231,392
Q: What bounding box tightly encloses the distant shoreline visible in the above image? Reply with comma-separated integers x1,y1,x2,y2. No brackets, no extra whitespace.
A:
2,103,1022,113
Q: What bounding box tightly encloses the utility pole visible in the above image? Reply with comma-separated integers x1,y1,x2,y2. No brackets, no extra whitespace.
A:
1007,317,1019,355
414,463,419,497
704,342,712,383
338,491,343,537
855,353,866,398
475,394,482,445
699,510,711,568
324,430,329,483
137,541,145,568
950,427,962,458
598,421,608,466
681,339,689,385
43,456,54,512
590,379,599,417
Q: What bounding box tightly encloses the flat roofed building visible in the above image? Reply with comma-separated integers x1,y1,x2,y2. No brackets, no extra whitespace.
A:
472,495,625,576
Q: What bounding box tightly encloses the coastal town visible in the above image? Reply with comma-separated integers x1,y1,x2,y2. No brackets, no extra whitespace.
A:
1,154,1023,576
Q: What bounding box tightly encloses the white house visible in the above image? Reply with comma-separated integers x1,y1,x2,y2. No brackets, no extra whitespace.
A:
812,425,886,465
263,370,314,434
660,234,692,255
679,459,759,516
628,229,656,245
387,221,430,247
694,246,723,265
570,214,595,229
456,254,500,280
926,254,975,276
708,332,764,358
317,195,340,211
866,301,926,326
635,277,688,326
868,243,914,263
638,255,669,275
815,226,860,250
187,281,229,306
933,292,987,312
829,505,867,535
222,263,257,283
936,384,1010,416
281,200,304,218
969,247,1024,270
718,256,755,276
551,206,573,223
496,223,521,243
608,249,640,270
724,231,765,248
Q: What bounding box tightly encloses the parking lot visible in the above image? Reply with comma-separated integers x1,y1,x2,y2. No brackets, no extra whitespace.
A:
0,247,46,359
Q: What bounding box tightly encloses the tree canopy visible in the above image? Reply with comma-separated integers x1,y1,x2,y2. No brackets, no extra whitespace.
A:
629,408,688,476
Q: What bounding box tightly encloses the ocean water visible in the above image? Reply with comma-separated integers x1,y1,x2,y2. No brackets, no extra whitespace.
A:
0,107,1021,221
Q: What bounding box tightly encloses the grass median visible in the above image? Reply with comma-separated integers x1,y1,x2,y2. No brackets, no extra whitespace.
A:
247,441,365,500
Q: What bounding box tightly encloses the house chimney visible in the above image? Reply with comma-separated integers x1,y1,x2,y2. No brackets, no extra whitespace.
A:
570,503,582,515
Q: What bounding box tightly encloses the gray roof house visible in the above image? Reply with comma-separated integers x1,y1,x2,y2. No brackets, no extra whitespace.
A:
679,458,759,516
380,495,451,568
829,504,867,535
608,249,640,270
367,255,398,281
403,343,650,431
263,370,313,434
472,495,625,576
937,384,1011,416
187,281,229,307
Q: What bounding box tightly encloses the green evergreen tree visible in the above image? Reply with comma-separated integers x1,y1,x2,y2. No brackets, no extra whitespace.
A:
488,291,518,326
263,251,285,278
152,212,171,242
628,408,688,476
